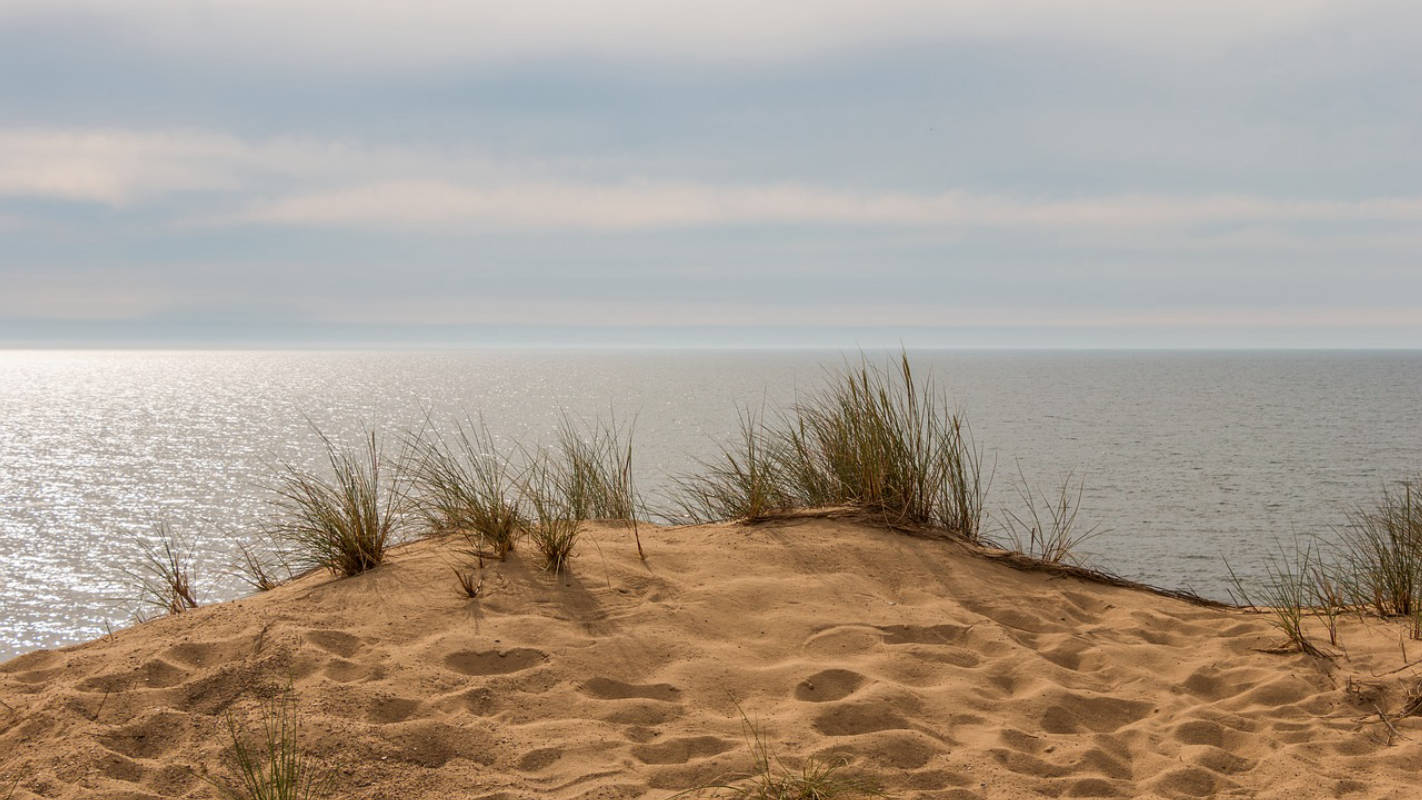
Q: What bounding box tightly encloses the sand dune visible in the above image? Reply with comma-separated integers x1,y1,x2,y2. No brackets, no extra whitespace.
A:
3,515,1421,799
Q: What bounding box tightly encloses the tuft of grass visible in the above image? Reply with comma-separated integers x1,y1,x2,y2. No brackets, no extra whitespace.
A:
407,418,524,560
783,353,984,536
1309,562,1347,647
209,690,331,800
676,407,790,524
1227,540,1329,658
272,430,407,578
452,563,484,598
127,522,199,616
521,455,581,574
1333,478,1422,622
676,352,986,539
551,414,642,523
675,706,888,800
233,536,291,593
998,465,1102,565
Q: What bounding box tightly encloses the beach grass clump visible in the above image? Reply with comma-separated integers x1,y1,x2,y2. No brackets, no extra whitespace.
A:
406,419,524,560
551,415,641,522
999,466,1101,565
128,522,199,616
521,455,582,573
1227,540,1329,658
209,691,331,800
676,353,985,540
272,430,407,578
232,536,292,593
1333,478,1422,622
676,407,791,523
784,353,983,536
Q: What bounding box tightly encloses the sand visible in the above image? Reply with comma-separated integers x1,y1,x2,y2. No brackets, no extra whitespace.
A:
3,514,1421,799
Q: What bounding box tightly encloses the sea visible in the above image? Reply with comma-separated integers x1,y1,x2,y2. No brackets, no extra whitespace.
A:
3,349,1421,661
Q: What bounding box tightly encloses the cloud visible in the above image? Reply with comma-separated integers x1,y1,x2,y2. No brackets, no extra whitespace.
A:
216,178,1422,233
0,1,1389,70
0,129,499,206
7,127,1421,242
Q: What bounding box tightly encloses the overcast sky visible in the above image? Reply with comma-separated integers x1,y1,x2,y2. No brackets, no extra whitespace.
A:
2,1,1420,347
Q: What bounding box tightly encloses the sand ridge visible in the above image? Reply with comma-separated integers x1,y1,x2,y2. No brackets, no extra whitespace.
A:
3,516,1421,799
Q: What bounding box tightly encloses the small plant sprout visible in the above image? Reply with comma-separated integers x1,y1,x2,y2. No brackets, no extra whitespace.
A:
453,563,484,599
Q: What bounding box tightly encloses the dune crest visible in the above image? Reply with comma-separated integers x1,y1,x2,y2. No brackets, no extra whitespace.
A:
3,517,1421,799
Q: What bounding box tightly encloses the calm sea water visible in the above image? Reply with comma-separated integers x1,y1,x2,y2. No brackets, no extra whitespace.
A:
2,349,1420,660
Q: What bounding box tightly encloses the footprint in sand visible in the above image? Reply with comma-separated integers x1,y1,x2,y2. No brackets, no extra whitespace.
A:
812,702,913,736
517,747,563,772
794,668,866,702
97,709,190,759
631,736,734,765
323,658,371,683
1171,719,1225,747
580,677,680,702
1062,777,1127,797
95,750,145,783
1040,694,1153,734
137,658,189,688
1149,765,1234,798
303,629,365,658
444,648,546,676
879,623,971,645
1183,745,1256,776
366,695,422,724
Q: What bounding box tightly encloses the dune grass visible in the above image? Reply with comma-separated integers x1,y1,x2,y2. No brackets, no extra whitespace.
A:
406,418,524,560
998,465,1101,565
676,353,985,540
676,407,790,524
127,522,199,616
783,353,984,536
1227,541,1329,658
521,455,582,574
1333,478,1422,622
551,414,641,523
209,691,331,800
272,430,407,578
232,536,291,593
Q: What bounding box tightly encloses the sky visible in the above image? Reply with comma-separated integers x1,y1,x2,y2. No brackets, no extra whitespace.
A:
1,1,1420,348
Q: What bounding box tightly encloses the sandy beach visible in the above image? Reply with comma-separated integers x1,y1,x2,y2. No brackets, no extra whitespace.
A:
3,514,1421,799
